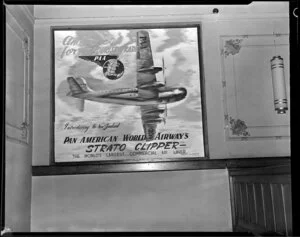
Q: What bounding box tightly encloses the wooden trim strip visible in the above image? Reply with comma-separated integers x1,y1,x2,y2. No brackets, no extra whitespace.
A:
32,160,226,176
32,157,290,176
226,157,290,169
281,184,289,236
228,165,291,177
229,176,236,230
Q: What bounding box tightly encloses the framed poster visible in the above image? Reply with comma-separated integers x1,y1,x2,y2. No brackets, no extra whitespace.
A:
51,24,208,165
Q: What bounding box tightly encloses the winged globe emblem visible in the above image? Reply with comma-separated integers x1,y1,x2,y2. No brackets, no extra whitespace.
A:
79,55,125,80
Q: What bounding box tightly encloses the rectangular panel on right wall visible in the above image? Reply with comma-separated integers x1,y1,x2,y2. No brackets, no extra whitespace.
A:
218,19,290,158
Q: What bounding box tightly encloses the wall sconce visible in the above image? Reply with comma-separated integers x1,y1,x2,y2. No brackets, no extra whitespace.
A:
270,55,288,114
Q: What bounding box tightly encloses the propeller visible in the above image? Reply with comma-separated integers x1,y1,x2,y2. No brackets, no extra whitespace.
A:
164,105,168,124
162,56,168,124
162,57,166,85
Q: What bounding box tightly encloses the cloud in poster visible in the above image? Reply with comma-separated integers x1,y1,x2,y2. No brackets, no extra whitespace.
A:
160,42,201,97
54,31,80,90
149,28,200,91
55,27,202,124
108,30,131,47
53,28,204,158
182,27,198,43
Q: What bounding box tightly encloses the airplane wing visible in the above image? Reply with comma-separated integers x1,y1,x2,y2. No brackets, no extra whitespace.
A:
136,31,157,89
140,104,166,141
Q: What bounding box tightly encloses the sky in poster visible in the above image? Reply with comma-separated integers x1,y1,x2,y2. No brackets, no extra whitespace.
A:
54,27,204,161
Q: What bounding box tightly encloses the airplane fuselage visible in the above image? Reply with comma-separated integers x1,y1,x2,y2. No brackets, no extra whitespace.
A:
71,87,187,106
73,93,160,106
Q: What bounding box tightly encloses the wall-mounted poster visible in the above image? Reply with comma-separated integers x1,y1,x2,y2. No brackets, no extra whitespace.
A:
52,25,206,164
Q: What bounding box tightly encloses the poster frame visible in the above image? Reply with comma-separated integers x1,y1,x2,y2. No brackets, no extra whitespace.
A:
50,23,209,170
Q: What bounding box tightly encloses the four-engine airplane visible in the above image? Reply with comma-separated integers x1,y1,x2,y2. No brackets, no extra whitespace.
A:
67,30,187,141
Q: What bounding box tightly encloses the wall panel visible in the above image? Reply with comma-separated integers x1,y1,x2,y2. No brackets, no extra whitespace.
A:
229,165,292,236
6,9,30,144
5,5,34,232
218,19,290,158
221,35,290,140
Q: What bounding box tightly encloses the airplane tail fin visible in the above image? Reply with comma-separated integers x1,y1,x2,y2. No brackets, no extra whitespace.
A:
67,77,92,96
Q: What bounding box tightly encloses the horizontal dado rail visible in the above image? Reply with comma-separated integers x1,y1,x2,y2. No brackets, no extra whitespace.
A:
32,157,290,176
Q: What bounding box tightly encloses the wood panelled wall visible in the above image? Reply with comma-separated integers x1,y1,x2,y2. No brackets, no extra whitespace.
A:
229,162,292,236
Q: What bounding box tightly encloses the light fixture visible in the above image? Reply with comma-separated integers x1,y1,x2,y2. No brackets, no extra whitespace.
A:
270,55,288,114
270,21,288,115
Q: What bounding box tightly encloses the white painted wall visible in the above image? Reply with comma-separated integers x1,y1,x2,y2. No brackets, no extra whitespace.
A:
31,169,232,231
31,5,234,232
5,5,34,232
30,2,289,232
33,3,289,19
32,3,290,162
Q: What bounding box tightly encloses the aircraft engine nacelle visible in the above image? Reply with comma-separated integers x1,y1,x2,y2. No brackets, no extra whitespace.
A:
138,82,165,89
138,67,162,74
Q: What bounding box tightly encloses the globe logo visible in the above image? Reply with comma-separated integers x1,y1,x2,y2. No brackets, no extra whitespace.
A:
102,59,125,80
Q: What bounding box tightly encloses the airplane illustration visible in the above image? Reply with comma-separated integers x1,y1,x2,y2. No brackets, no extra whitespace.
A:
66,30,187,141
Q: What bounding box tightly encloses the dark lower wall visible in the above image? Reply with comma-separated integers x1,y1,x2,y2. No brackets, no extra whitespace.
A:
229,163,292,236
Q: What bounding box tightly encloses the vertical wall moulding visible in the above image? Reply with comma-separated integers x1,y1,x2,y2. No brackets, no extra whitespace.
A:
252,183,258,224
5,9,31,144
21,33,30,140
260,184,267,229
